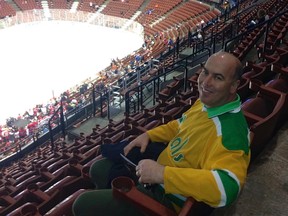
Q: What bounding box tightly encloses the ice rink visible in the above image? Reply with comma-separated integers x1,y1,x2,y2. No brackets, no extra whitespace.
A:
0,21,144,125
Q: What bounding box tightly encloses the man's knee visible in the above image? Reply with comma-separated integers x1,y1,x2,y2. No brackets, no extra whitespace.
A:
89,158,114,189
73,190,112,216
72,191,90,216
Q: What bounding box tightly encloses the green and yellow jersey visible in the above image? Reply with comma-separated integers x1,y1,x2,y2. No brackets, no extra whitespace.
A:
147,97,250,208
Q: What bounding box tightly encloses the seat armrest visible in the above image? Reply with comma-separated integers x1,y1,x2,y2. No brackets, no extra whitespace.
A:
111,177,213,216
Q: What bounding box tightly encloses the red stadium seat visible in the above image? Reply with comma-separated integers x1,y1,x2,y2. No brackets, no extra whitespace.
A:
241,87,285,160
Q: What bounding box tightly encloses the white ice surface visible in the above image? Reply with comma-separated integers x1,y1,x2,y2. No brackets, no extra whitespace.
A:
0,21,143,125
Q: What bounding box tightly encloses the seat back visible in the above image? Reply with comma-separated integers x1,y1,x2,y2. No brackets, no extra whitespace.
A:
242,88,285,160
237,77,251,101
265,77,288,125
265,78,288,93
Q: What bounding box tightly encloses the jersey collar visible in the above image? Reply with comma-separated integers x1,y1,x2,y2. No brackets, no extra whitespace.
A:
202,95,241,118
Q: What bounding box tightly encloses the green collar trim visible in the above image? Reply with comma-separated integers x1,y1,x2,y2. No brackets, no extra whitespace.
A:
204,95,241,118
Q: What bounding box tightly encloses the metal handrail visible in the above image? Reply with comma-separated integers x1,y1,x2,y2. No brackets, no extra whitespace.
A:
224,8,288,53
48,99,65,150
124,48,211,114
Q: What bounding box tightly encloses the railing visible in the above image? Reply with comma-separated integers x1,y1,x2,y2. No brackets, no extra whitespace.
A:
224,8,288,54
48,100,65,150
124,48,211,114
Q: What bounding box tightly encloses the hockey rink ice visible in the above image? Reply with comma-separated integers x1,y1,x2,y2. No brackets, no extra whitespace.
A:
0,21,144,125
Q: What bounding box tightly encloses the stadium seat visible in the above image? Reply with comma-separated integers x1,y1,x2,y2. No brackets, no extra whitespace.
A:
160,106,187,124
134,119,163,134
241,87,285,160
237,77,251,101
263,65,288,126
158,77,184,101
242,61,276,83
5,202,41,216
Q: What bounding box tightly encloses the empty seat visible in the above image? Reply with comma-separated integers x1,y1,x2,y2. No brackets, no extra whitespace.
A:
158,77,184,101
263,66,288,126
241,87,285,160
242,61,275,83
237,77,251,101
134,119,163,134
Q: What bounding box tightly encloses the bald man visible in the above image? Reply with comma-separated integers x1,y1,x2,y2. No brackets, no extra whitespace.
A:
73,52,251,216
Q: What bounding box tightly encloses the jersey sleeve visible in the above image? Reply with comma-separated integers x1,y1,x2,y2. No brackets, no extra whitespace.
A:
146,119,180,143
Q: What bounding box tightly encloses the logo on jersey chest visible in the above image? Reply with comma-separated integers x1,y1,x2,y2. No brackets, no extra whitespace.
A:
170,137,188,162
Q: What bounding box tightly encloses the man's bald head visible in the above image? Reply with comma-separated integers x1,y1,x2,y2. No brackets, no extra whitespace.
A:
209,51,243,81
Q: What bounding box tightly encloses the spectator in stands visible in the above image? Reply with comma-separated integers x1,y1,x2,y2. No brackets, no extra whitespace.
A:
257,9,267,24
246,19,257,30
72,51,251,215
168,38,174,49
135,53,142,65
18,127,27,139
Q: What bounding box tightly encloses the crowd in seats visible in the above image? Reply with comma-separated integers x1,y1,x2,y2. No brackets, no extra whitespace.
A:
0,84,91,158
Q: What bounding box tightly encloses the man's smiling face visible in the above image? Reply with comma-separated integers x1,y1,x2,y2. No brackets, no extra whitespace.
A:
197,52,240,108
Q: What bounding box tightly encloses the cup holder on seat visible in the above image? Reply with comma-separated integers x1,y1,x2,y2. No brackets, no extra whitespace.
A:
111,176,134,194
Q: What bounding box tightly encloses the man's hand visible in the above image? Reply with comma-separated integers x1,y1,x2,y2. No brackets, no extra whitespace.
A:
135,159,165,184
124,132,150,156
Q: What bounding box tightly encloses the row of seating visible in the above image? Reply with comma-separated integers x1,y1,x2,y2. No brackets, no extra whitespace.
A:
101,0,144,19
233,0,288,60
0,63,204,214
13,0,42,11
0,1,16,18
